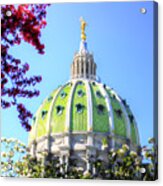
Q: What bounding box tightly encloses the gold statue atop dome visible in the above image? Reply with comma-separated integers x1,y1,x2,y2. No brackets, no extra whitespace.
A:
80,17,87,41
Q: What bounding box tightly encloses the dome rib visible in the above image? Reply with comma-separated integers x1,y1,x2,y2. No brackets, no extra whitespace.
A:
134,120,140,145
46,86,63,152
98,83,115,147
28,104,43,145
51,84,72,133
84,80,93,131
71,80,88,131
65,80,77,131
111,90,131,140
106,89,127,138
89,82,109,132
125,105,140,145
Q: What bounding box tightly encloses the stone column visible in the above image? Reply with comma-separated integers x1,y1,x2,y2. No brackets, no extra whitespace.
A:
81,59,83,77
86,159,91,172
95,63,96,77
74,62,77,79
91,63,94,79
83,58,86,78
93,63,96,80
73,63,75,79
86,136,93,173
88,60,91,79
79,58,82,78
76,60,79,78
71,63,73,79
60,156,63,173
33,140,37,158
90,61,93,79
65,156,69,173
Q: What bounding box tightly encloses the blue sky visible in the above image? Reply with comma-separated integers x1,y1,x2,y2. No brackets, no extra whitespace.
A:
2,1,155,146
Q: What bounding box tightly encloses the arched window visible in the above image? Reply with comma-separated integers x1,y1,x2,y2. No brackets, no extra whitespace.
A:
122,99,127,107
77,60,79,75
96,91,102,98
92,81,96,86
56,105,64,115
111,94,116,99
86,62,89,76
41,110,48,119
76,103,84,113
60,91,67,99
97,104,105,114
33,116,36,122
103,84,106,89
90,61,92,75
48,96,53,102
128,114,134,123
78,81,84,85
77,89,84,97
114,109,122,118
81,61,84,75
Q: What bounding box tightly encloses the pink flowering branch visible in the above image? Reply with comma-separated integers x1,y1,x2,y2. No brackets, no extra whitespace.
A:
1,4,50,131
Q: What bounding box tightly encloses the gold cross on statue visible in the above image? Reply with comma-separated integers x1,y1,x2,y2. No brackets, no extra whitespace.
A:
80,17,87,41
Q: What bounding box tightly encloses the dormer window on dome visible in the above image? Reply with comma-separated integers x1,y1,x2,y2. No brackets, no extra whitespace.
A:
92,82,96,86
111,93,116,100
77,89,84,97
128,114,134,123
56,105,64,115
96,91,102,98
33,116,36,123
48,96,53,102
60,91,67,99
41,110,48,119
76,103,84,113
78,81,84,85
103,84,106,89
122,99,128,107
97,104,105,114
114,109,122,118
68,82,73,86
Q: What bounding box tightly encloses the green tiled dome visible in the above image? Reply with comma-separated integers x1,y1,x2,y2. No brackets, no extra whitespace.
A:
28,20,140,154
29,79,139,146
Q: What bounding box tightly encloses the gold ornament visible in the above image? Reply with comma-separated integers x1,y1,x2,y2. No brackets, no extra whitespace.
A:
80,17,87,41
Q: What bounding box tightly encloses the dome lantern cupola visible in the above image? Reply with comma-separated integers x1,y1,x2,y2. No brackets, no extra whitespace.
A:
71,17,97,80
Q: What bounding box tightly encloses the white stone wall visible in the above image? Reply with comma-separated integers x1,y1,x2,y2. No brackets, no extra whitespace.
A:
29,131,137,171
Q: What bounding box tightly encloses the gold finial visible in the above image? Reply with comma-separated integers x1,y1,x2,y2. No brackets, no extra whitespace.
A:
80,17,87,41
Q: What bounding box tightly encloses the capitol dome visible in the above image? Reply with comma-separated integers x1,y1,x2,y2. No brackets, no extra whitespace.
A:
28,18,140,171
